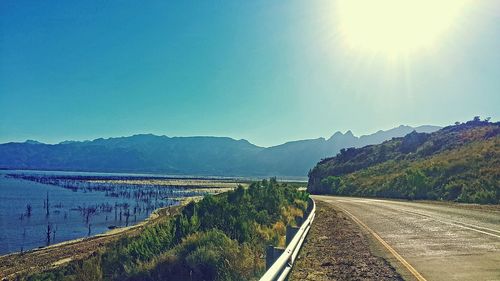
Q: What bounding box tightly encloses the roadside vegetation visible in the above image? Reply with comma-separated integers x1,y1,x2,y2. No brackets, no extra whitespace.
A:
22,179,309,281
308,118,499,204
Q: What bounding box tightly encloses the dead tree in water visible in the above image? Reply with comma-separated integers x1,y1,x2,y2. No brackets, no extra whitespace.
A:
88,224,92,236
21,228,26,253
124,210,131,226
84,207,97,224
45,192,50,217
26,204,32,217
46,223,52,245
123,203,130,226
52,224,57,242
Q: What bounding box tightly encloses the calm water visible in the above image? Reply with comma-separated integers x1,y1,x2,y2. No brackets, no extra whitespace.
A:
0,170,200,255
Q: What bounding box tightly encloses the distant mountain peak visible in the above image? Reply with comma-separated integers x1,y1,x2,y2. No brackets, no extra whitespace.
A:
59,140,78,145
131,133,159,138
237,138,252,144
24,140,43,145
329,131,344,139
328,130,355,140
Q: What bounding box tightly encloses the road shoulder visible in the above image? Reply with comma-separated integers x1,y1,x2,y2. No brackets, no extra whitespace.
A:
289,200,404,281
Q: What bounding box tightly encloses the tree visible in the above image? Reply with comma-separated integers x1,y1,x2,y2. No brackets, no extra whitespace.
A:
320,176,342,194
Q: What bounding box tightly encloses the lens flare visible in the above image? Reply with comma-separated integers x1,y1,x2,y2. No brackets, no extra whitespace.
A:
336,0,470,57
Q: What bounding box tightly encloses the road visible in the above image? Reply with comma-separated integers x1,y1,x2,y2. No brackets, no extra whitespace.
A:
313,195,500,281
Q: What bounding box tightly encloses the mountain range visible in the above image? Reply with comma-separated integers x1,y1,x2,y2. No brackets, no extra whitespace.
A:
0,125,440,177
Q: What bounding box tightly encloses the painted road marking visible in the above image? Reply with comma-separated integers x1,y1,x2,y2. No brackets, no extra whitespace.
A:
331,197,500,239
338,206,428,281
400,209,500,239
358,199,500,239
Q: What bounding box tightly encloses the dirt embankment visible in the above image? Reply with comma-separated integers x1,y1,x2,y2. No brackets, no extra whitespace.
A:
289,201,403,281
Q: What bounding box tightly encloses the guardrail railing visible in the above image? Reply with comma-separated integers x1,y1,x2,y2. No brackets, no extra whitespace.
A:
260,197,316,281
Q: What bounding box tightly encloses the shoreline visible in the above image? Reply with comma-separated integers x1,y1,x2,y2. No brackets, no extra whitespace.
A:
0,197,197,279
0,194,205,260
0,172,240,258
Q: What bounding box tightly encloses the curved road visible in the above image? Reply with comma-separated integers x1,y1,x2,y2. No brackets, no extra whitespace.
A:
313,195,500,281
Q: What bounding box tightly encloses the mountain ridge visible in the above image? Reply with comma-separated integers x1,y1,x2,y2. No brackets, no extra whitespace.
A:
0,125,441,177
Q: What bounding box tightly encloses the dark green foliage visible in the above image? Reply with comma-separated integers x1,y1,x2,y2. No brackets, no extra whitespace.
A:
131,230,254,281
25,180,309,281
308,119,500,204
400,131,430,153
319,176,342,194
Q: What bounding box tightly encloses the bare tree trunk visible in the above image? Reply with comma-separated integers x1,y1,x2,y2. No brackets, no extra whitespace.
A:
26,203,32,217
46,223,52,246
52,225,57,242
45,192,50,217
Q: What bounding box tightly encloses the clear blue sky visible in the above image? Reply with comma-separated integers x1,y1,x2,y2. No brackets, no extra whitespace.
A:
1,1,499,147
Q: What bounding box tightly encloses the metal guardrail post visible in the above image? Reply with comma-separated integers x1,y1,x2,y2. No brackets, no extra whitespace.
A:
260,198,316,281
295,216,304,226
266,245,275,270
286,226,299,246
267,245,286,269
273,247,285,261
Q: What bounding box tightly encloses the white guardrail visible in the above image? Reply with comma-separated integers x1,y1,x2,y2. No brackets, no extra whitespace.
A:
260,198,316,281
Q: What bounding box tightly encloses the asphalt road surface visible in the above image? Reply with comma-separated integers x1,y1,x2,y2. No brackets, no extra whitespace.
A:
313,195,500,281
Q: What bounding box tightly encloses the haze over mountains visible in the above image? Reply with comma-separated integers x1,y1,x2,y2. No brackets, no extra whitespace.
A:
0,125,440,177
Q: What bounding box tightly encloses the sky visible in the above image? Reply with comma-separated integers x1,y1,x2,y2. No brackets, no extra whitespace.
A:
1,1,499,147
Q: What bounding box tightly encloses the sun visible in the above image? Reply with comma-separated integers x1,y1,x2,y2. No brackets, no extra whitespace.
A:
336,0,470,57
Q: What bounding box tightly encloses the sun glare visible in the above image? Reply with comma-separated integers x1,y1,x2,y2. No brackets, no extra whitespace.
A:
336,0,470,57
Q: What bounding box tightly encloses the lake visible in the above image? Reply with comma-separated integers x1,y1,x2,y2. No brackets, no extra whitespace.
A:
0,170,213,255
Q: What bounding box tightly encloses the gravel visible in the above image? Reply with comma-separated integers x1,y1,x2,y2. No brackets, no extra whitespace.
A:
289,201,403,281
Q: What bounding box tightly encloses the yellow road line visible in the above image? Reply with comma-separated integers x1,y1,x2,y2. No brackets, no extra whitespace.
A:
339,207,427,281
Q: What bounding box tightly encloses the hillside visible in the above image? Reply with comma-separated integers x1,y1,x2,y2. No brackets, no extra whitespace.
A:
0,125,439,177
308,119,500,204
